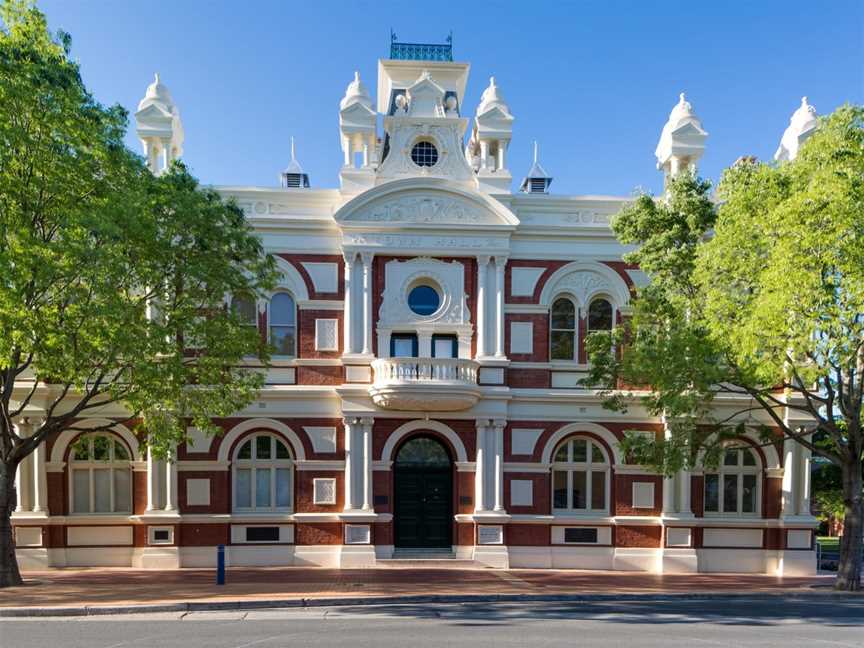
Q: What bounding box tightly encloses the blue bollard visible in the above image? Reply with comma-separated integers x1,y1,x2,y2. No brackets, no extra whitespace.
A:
217,544,225,585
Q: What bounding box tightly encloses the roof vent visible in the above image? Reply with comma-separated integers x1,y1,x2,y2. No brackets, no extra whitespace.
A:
519,141,552,194
280,137,310,189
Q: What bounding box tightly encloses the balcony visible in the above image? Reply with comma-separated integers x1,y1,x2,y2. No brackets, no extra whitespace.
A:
370,358,481,411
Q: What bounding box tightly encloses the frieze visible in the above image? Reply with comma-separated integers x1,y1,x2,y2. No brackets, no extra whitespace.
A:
343,232,505,250
350,194,492,225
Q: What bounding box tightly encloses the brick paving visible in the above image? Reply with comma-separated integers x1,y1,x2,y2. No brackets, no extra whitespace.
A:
0,568,837,610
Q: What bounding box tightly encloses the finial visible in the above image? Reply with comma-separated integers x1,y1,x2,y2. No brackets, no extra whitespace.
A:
354,71,360,83
533,141,539,164
490,76,496,87
679,92,686,104
801,96,809,106
290,137,296,161
154,72,160,84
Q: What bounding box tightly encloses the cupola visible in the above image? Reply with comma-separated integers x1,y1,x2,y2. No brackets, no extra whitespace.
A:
655,92,708,182
774,97,818,162
280,138,310,188
134,73,184,175
468,76,514,192
519,142,552,194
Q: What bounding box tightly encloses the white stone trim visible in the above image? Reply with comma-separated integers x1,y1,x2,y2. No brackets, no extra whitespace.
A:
50,420,142,463
216,418,307,462
538,260,631,308
379,419,468,463
539,422,624,465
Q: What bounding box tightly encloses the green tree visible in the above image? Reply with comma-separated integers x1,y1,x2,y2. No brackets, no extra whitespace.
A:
0,1,276,587
586,105,864,591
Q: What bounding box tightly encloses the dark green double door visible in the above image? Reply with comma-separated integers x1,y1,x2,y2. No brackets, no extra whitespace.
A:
394,467,452,548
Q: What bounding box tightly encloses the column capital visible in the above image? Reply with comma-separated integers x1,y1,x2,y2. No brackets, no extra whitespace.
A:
475,418,491,429
493,255,508,266
477,255,491,267
359,417,375,428
492,419,507,431
343,250,357,265
342,417,362,427
360,251,375,266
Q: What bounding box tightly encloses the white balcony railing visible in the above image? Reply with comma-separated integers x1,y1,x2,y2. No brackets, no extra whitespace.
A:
370,358,481,411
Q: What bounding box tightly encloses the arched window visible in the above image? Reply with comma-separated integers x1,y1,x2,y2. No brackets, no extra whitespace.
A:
587,298,613,333
269,293,296,356
550,297,577,360
231,292,258,329
704,445,760,516
69,434,132,514
551,437,610,513
233,434,294,512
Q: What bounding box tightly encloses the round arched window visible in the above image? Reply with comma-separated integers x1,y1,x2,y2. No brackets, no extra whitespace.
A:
411,141,438,167
408,284,440,316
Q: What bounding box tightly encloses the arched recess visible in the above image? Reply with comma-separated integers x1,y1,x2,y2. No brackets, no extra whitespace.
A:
694,427,781,470
50,419,143,463
540,422,625,466
539,261,631,310
217,418,307,462
380,420,468,463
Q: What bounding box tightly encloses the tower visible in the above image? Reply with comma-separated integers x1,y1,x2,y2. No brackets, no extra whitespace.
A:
339,71,378,192
774,97,818,162
655,93,707,184
468,76,514,192
135,74,184,175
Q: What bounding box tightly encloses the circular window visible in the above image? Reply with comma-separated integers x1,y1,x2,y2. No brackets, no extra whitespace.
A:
410,141,438,167
408,284,440,316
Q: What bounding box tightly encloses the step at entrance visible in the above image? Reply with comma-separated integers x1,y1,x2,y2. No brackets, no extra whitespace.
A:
377,548,480,569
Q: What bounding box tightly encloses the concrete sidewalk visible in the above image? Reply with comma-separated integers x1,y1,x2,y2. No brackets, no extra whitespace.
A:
0,567,844,616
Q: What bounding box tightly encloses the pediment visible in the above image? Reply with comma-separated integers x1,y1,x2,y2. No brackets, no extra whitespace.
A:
335,179,519,229
135,103,172,121
671,121,707,138
477,105,513,123
340,102,376,120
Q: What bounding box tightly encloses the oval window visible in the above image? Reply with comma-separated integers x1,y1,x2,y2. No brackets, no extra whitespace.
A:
410,141,438,167
407,285,440,316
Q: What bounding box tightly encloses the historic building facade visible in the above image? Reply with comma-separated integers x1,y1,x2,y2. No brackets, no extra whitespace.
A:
11,38,821,575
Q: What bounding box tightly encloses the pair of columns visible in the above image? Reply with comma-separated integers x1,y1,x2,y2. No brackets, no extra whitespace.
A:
781,436,812,518
476,255,507,359
13,419,47,515
474,419,505,513
478,140,506,172
343,134,377,169
661,470,693,517
343,417,374,512
343,252,373,356
145,444,178,513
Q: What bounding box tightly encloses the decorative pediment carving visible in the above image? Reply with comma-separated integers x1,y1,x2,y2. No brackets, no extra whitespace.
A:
346,192,497,226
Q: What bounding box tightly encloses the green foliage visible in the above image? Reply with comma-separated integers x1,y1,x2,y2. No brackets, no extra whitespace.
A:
0,1,278,464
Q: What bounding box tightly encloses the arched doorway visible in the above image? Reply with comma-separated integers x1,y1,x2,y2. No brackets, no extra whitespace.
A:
393,435,453,548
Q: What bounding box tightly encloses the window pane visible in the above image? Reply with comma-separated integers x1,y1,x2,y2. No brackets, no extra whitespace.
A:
71,437,91,460
256,435,271,459
93,436,110,461
705,474,719,512
433,337,456,358
550,330,574,360
554,444,568,463
256,469,271,508
742,474,757,513
276,469,291,508
591,444,605,463
114,442,129,461
723,474,738,513
572,439,588,463
553,471,568,509
724,449,738,466
392,336,416,358
572,470,587,509
235,469,251,508
113,470,131,512
73,470,90,513
587,299,613,331
269,326,295,356
551,299,575,329
232,293,257,326
742,450,757,466
93,469,111,512
238,440,252,459
591,471,606,510
270,293,295,326
407,285,440,316
275,441,290,459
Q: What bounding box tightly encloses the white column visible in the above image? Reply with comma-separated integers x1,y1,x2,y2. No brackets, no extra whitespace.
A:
14,421,31,512
677,469,691,516
32,433,47,514
781,437,798,517
164,446,178,512
361,252,373,356
662,419,676,514
479,140,489,170
476,256,489,358
342,137,351,166
368,134,378,165
146,444,158,512
474,419,488,512
342,252,354,354
493,256,506,358
798,436,812,517
361,417,374,511
343,418,356,511
492,419,505,512
497,141,506,171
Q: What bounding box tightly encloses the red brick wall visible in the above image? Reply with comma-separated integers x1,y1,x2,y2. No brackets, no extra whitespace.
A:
180,523,229,547
507,368,550,388
506,524,550,546
296,471,344,512
614,475,663,516
505,313,549,362
297,309,343,359
764,477,782,519
133,471,148,515
296,522,341,545
616,525,662,548
505,473,550,515
297,365,343,385
691,476,705,517
505,260,568,304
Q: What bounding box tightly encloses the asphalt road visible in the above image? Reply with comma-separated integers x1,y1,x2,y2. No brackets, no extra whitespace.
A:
2,599,863,648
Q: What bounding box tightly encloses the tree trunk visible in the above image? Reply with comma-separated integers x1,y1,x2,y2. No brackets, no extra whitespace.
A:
836,460,862,591
0,460,23,588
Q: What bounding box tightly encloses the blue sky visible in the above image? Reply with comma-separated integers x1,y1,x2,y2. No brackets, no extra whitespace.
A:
39,0,863,196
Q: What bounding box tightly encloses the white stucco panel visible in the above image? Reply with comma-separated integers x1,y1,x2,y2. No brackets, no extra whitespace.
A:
511,428,544,456
511,267,546,297
510,321,534,354
304,426,337,454
301,262,339,294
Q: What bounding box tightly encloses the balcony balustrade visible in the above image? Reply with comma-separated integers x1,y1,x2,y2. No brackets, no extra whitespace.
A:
369,357,481,411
